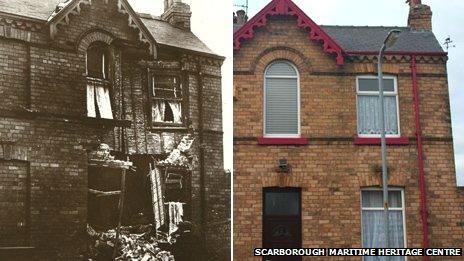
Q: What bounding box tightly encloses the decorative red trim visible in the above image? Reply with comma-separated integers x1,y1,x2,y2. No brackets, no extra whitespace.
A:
353,136,410,146
411,55,430,260
346,51,447,57
257,137,308,145
233,0,345,65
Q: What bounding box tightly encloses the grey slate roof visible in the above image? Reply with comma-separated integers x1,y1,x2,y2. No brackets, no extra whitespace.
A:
141,17,215,56
321,25,444,53
234,23,444,53
0,0,59,20
0,0,216,56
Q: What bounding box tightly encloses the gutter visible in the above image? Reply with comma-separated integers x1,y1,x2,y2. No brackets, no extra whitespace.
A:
411,55,430,260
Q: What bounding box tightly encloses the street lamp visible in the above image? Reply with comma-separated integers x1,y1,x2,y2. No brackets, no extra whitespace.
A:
378,29,401,254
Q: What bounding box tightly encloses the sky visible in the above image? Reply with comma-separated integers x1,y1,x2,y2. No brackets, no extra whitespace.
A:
234,0,464,186
128,0,233,171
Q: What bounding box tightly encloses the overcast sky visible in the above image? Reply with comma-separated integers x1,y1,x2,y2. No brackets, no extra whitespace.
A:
129,0,233,170
234,0,464,185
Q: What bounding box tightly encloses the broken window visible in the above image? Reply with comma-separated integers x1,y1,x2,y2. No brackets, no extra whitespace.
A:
152,75,182,124
86,42,113,119
86,42,109,79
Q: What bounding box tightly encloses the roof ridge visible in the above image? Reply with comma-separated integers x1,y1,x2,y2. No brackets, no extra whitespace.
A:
321,25,409,29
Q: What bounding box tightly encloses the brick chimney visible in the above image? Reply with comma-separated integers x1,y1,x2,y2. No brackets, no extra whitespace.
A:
162,0,191,30
234,10,248,26
407,0,432,31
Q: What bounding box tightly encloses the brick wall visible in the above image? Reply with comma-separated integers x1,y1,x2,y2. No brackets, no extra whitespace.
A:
234,16,463,260
0,0,228,259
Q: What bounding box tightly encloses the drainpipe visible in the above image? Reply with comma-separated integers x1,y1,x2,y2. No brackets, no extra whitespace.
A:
411,55,430,260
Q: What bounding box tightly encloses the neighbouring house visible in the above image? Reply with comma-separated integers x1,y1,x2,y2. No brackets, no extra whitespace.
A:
0,0,229,260
233,0,464,260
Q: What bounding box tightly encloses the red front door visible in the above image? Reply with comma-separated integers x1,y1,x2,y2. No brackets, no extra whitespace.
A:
263,188,302,261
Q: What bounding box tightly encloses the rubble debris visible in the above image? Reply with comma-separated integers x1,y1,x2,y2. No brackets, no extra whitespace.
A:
159,135,194,167
89,143,133,169
87,224,174,261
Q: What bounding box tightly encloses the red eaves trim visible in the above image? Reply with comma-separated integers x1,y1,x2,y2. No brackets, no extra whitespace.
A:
257,137,308,145
233,0,345,65
346,51,447,57
411,55,430,260
353,136,410,146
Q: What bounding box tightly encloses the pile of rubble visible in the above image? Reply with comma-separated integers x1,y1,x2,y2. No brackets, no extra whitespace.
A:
87,224,174,261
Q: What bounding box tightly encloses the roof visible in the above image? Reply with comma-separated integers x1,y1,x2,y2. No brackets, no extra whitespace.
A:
141,17,215,56
234,22,444,54
0,0,217,56
321,25,444,53
0,0,59,20
233,0,445,62
233,0,345,65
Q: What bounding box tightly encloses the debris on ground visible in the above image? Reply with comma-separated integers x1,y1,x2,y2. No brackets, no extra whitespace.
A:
87,224,174,261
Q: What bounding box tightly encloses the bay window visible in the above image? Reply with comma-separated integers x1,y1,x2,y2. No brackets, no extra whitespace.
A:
357,76,399,137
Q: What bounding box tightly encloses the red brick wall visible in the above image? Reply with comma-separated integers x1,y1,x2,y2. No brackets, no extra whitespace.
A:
234,16,463,260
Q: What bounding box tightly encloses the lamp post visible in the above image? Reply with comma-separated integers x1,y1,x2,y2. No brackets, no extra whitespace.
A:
378,29,401,255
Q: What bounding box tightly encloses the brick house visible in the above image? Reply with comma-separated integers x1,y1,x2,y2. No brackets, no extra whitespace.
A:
233,0,464,260
0,0,229,260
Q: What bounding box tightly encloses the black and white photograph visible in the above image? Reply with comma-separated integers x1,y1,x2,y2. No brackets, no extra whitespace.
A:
0,0,231,260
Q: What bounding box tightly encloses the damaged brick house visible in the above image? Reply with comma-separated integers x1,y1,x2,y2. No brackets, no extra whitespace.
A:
233,0,464,260
0,0,229,259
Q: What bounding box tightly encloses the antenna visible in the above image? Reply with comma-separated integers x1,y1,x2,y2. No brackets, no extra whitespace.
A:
443,36,456,51
234,0,249,16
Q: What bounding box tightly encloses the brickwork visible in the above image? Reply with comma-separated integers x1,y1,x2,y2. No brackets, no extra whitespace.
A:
234,15,463,261
0,0,227,259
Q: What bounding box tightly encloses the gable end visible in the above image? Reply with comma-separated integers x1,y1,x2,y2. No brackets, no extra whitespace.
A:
233,0,345,65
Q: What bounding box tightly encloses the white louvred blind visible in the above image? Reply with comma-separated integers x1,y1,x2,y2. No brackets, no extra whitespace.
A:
265,61,299,135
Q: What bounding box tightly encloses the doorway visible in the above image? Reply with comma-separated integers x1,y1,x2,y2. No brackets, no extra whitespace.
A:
262,187,302,261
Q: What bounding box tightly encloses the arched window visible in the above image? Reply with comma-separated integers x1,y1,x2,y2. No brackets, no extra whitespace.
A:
264,60,299,136
86,42,109,79
86,42,112,119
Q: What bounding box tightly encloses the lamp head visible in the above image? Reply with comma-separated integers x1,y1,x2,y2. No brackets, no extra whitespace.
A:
384,30,402,48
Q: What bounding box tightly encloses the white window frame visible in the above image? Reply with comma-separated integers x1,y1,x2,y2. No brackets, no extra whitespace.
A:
263,60,300,138
356,75,401,138
360,187,407,259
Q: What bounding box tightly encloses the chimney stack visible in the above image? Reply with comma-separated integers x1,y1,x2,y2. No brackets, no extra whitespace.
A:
162,0,191,30
407,0,432,31
234,10,248,26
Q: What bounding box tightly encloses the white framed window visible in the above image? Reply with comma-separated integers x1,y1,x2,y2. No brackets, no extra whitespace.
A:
264,60,300,137
151,75,183,124
361,188,406,261
356,75,400,137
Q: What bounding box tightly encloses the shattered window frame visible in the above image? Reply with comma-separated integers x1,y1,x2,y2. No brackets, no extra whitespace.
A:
150,73,184,126
86,42,114,119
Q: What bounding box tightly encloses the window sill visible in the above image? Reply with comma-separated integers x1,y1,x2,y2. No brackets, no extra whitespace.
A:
354,136,410,146
257,137,308,145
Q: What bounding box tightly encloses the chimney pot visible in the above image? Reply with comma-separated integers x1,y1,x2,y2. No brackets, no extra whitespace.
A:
235,10,248,26
162,0,191,30
407,1,432,31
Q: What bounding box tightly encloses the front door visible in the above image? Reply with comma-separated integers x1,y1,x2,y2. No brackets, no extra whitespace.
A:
263,187,302,261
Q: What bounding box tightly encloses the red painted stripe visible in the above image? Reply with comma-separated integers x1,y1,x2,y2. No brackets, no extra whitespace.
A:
257,137,308,145
412,55,430,260
353,136,410,145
